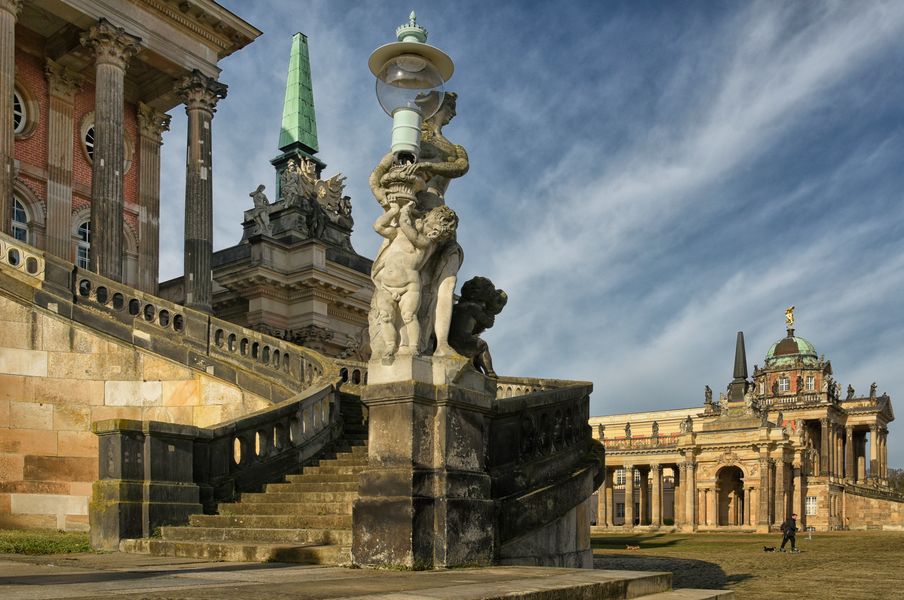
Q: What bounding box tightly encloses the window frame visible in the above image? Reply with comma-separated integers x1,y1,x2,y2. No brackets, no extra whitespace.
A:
13,89,26,134
76,220,91,269
11,197,28,243
805,495,817,516
778,377,790,392
805,376,815,391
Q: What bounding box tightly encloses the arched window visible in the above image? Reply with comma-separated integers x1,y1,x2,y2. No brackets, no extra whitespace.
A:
13,90,26,134
84,125,95,161
11,198,28,242
77,221,90,269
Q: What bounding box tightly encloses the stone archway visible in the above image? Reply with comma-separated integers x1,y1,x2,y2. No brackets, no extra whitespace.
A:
716,466,745,526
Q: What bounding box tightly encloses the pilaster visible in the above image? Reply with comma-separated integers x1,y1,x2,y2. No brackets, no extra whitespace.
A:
137,103,170,293
44,59,83,259
757,455,771,531
177,70,227,311
774,458,787,524
0,0,22,237
80,19,141,281
820,419,829,476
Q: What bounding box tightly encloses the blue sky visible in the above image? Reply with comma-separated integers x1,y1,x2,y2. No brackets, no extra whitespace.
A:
157,1,904,467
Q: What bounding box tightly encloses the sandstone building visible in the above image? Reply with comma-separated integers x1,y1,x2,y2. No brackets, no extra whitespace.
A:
590,317,901,532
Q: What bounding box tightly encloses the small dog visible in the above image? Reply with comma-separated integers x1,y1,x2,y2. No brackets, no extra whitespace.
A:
626,544,641,550
763,546,776,552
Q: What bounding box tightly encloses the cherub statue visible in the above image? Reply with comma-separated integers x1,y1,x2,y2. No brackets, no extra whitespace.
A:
369,202,458,363
447,276,508,377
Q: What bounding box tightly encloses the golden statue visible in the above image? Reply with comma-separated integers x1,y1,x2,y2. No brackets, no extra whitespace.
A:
785,305,795,328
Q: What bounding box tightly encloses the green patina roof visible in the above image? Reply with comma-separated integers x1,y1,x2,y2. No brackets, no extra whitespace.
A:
765,335,819,367
278,33,318,154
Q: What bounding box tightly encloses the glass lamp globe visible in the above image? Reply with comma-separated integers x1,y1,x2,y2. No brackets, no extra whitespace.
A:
375,54,445,120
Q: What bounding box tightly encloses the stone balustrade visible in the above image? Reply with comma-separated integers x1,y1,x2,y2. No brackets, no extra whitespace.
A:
91,383,343,549
495,375,578,399
604,433,680,451
488,380,604,555
0,230,334,405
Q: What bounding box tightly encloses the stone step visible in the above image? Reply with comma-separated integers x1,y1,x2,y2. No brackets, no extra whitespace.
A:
189,513,352,529
241,491,358,503
302,464,367,475
219,501,352,516
121,538,346,564
640,589,735,599
159,526,352,546
318,457,368,467
284,472,360,483
266,481,360,493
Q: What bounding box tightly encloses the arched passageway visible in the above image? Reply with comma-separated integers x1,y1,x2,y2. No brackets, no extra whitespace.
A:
717,466,745,526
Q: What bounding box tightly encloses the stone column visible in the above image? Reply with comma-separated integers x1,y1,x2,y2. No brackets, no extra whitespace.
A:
44,60,82,259
604,472,614,527
176,70,226,312
136,103,170,294
820,419,830,476
651,464,662,528
774,459,787,524
745,486,754,526
757,457,771,530
845,427,854,482
638,467,648,525
880,430,888,480
624,465,634,528
684,462,696,531
706,487,717,526
674,467,683,527
0,0,21,237
857,434,866,481
869,425,878,480
836,426,843,477
793,462,805,528
80,19,141,281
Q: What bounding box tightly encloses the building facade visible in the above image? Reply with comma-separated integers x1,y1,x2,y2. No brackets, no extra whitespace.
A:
590,317,899,532
4,0,260,295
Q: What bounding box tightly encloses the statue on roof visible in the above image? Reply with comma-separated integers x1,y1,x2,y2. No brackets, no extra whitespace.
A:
785,305,795,329
846,384,855,400
870,382,877,399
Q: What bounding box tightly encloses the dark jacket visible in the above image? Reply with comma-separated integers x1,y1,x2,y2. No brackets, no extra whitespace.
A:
781,517,798,535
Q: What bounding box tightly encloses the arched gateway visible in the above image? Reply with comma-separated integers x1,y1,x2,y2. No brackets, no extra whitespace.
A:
716,466,745,526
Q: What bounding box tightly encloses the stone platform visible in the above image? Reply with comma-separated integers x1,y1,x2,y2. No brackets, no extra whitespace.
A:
0,553,733,599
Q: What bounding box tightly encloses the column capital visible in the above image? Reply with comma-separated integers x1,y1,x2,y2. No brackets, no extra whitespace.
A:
650,463,662,473
177,69,227,113
80,18,141,69
137,102,171,142
45,59,83,98
0,0,22,17
684,461,696,471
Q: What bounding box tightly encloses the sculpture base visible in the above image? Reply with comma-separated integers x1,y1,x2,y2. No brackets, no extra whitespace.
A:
366,352,490,392
352,371,496,568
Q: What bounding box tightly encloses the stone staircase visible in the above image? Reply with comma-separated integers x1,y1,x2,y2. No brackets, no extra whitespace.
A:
121,396,368,564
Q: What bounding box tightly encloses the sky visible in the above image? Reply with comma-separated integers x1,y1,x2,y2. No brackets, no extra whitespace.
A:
157,1,904,467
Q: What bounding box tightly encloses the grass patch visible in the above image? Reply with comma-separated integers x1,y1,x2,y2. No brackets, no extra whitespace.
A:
593,530,904,600
0,529,92,555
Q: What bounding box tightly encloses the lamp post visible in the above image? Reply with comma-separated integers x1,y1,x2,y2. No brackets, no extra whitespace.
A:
368,12,453,163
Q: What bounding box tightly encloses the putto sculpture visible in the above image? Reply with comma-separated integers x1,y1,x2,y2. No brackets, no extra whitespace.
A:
367,90,488,368
447,276,508,377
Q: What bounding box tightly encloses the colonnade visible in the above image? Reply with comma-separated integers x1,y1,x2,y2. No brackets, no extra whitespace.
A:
817,421,886,483
2,11,224,304
597,456,806,530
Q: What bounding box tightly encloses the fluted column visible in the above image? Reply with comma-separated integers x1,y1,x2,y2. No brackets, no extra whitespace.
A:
820,419,829,476
177,70,226,312
745,486,754,526
793,461,805,528
638,467,648,525
0,0,22,236
136,103,170,293
674,467,683,527
44,60,82,258
706,487,716,526
684,461,696,531
604,471,614,527
80,19,140,280
624,465,634,528
881,430,888,480
651,464,662,528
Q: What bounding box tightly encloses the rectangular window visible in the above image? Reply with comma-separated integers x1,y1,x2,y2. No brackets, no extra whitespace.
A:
779,377,790,392
615,503,625,518
806,376,815,391
77,246,89,269
615,469,625,485
806,496,817,516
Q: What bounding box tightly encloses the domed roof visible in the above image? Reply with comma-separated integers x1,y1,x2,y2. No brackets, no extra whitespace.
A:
765,332,818,368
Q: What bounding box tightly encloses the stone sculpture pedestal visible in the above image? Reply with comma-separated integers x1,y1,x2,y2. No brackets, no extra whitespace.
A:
352,355,496,568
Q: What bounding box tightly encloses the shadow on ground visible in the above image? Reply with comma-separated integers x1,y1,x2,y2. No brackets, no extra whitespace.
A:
591,533,686,550
594,553,752,590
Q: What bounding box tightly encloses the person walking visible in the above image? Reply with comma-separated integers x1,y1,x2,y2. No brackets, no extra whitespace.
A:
780,513,799,553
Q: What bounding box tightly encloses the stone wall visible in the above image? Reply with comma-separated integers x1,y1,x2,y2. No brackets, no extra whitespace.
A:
499,497,593,567
844,488,904,531
0,292,269,531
